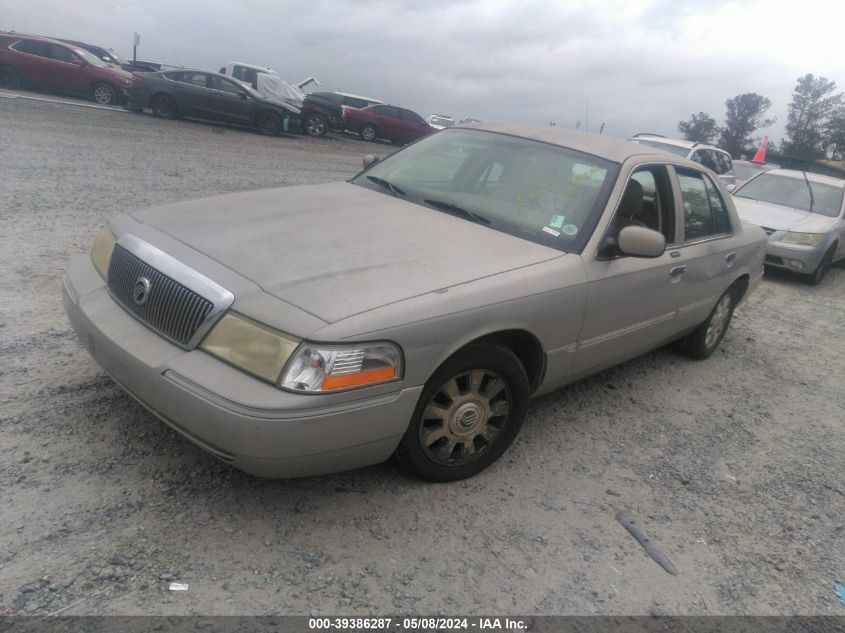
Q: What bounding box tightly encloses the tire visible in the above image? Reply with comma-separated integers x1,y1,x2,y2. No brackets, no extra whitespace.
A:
676,287,737,360
256,111,282,136
395,343,529,482
150,94,178,119
804,245,835,286
303,113,328,137
0,65,21,89
92,82,117,105
360,123,377,142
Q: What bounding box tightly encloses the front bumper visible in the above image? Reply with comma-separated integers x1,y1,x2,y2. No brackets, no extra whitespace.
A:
62,256,421,478
762,236,827,273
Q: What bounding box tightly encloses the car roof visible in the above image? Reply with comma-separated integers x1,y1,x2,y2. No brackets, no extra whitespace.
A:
629,134,726,153
334,92,381,102
458,123,695,164
760,168,845,188
229,62,274,72
0,32,69,46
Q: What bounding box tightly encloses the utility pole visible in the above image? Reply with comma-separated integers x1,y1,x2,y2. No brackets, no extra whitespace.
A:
133,33,140,62
585,99,589,133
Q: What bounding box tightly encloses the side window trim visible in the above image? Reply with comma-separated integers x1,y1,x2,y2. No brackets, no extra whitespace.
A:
670,167,733,246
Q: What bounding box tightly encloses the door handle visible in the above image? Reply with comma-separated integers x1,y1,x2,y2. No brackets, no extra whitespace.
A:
725,252,737,266
670,265,687,276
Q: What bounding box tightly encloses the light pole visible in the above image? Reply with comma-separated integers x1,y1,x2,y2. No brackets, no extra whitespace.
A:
133,33,140,62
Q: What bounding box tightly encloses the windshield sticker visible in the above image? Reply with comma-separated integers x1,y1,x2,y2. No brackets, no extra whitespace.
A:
561,224,578,236
542,226,561,237
549,214,565,229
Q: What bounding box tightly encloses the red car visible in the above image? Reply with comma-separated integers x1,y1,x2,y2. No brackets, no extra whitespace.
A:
0,33,140,105
343,104,436,145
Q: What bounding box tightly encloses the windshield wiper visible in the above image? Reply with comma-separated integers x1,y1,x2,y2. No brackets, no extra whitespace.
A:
366,175,405,197
423,199,491,225
801,170,815,213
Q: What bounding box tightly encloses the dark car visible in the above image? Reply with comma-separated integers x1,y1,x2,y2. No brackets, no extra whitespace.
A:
343,103,435,144
127,69,301,136
301,91,382,137
0,33,140,104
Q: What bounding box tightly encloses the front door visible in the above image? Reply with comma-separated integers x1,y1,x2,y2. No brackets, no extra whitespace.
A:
574,165,688,374
206,76,253,124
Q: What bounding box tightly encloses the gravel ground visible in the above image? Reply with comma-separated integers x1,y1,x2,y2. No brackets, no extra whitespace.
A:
1,91,844,617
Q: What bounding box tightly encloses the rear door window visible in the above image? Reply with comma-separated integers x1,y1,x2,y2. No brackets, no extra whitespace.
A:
48,44,77,63
691,149,718,173
677,168,731,241
11,39,50,58
715,152,733,175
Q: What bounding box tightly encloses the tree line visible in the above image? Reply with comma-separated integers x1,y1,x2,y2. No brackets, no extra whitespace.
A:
676,74,845,160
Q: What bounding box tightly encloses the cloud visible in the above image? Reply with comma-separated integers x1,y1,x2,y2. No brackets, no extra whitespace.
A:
4,0,844,143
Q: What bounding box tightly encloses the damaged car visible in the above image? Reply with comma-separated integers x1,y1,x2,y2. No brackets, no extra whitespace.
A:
63,125,765,481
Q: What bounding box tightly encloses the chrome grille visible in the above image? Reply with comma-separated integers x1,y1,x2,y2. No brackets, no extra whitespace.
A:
107,244,214,347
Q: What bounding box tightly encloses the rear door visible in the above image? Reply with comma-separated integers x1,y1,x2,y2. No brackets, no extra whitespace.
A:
670,167,738,329
8,39,53,85
43,43,87,93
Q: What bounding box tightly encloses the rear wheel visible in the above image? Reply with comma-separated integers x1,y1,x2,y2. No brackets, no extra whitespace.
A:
303,113,328,136
395,344,529,482
0,65,21,89
804,245,835,286
150,94,178,119
360,123,377,142
92,82,117,105
257,111,282,136
676,287,736,359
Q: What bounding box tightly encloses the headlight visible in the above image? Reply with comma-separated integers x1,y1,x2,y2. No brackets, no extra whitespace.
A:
780,232,825,247
281,342,402,392
200,313,299,383
91,225,117,279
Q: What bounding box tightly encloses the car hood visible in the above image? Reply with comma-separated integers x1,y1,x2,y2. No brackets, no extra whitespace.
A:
131,182,563,323
733,198,835,232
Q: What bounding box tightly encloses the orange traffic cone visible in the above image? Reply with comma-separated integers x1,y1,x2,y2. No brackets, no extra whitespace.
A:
751,136,768,164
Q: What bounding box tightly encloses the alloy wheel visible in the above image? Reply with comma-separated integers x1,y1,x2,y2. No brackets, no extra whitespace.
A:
419,369,511,466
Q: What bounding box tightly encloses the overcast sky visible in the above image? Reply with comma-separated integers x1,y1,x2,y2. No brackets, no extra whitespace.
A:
6,0,845,144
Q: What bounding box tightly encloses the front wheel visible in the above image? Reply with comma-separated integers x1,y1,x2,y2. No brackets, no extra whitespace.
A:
360,123,377,142
395,344,529,482
256,111,282,136
804,245,835,286
676,287,736,359
150,94,178,119
92,82,117,105
303,113,328,136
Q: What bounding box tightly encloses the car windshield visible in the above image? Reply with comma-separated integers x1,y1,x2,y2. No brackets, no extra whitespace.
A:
351,129,619,253
734,172,844,217
632,139,690,157
72,47,108,68
431,117,455,127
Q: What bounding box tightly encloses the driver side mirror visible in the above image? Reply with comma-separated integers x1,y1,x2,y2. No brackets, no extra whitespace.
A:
362,154,380,170
616,225,666,258
237,90,249,100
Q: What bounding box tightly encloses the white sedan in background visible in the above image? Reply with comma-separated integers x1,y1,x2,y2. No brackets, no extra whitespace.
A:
732,169,845,284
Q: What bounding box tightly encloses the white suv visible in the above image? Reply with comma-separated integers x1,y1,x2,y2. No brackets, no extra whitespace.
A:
628,134,736,188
